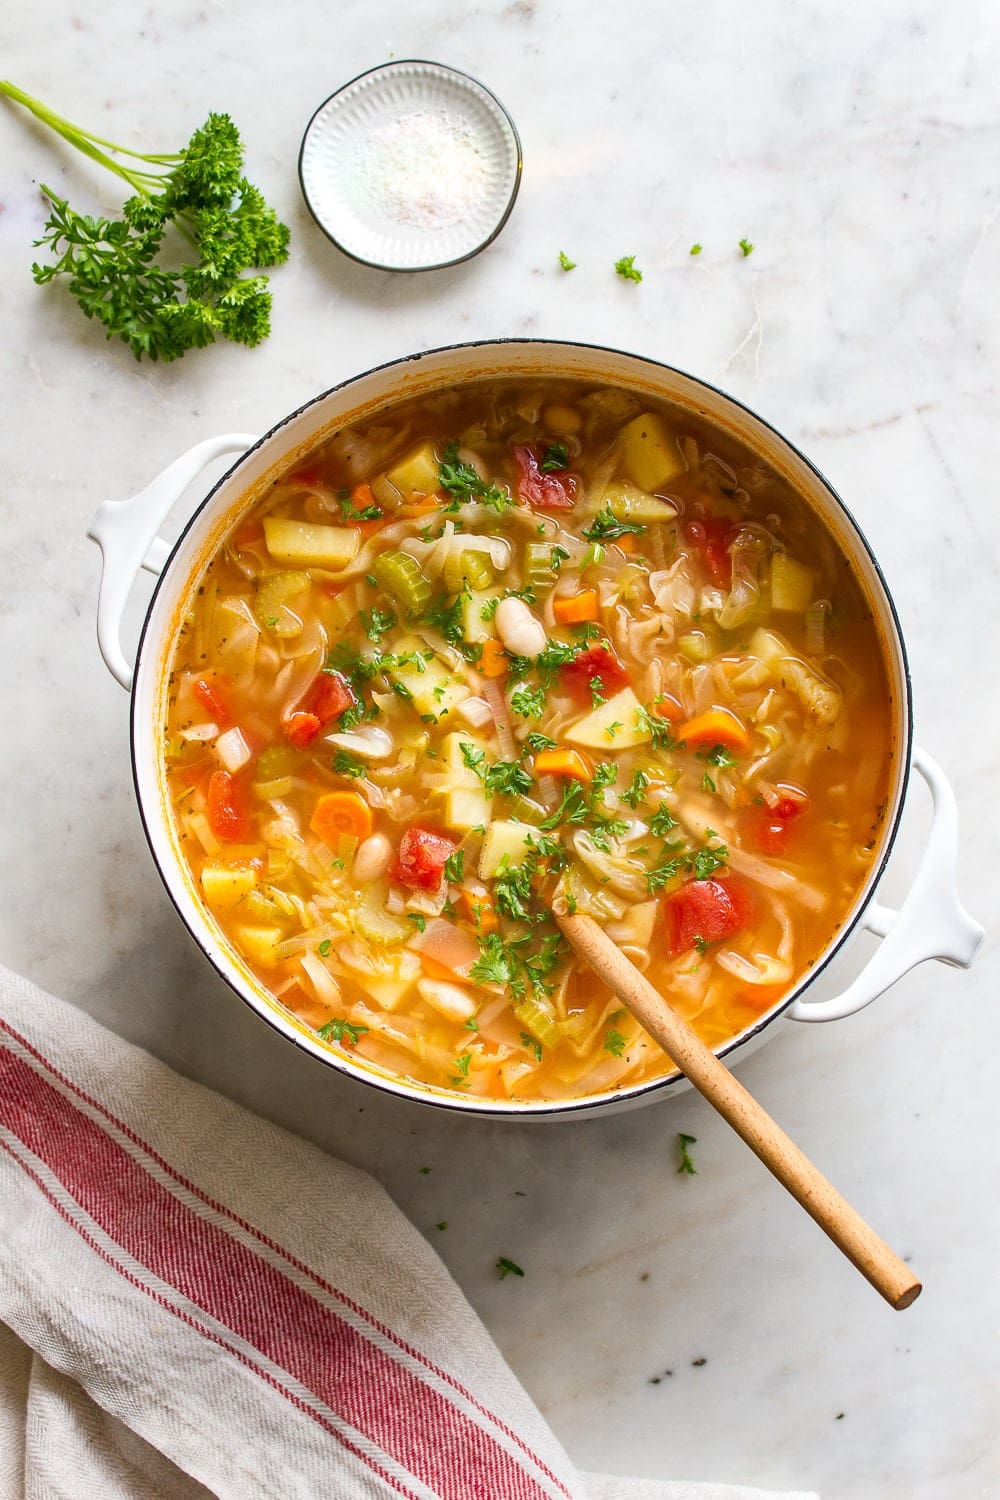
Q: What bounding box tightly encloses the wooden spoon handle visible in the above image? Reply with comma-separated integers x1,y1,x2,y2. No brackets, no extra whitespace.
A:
556,912,921,1310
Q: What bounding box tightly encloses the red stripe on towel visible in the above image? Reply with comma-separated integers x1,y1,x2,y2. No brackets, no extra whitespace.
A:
0,1039,555,1500
0,1016,570,1499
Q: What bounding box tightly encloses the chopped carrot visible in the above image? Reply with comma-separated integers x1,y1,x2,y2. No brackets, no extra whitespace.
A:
480,638,508,677
310,791,374,845
615,533,638,554
351,482,377,508
677,707,750,752
459,889,499,935
553,590,599,625
652,692,685,722
398,494,441,516
533,747,593,783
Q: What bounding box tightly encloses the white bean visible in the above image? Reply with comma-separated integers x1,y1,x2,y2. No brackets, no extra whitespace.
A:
351,832,392,885
495,597,547,659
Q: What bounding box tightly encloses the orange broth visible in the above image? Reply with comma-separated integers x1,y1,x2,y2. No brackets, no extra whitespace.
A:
163,380,892,1101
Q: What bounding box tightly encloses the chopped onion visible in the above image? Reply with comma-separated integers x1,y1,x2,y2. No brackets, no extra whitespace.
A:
325,725,394,760
456,696,493,730
482,677,516,759
214,726,252,772
180,722,219,742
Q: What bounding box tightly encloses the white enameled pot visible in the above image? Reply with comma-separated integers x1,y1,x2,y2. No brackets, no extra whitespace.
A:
88,341,984,1119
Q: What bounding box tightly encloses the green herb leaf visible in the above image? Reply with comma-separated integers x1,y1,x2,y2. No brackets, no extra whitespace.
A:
677,1132,698,1175
443,849,465,885
558,250,576,271
318,939,332,957
622,769,649,809
496,1256,525,1279
438,441,511,513
317,1017,369,1047
690,243,702,256
582,503,646,545
332,747,367,778
407,912,427,933
614,254,643,283
604,1027,627,1058
519,1031,543,1062
540,442,569,472
738,238,754,258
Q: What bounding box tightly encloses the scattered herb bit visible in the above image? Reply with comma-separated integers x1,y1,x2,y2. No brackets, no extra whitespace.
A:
332,747,366,778
738,238,754,257
589,675,607,709
692,830,729,880
701,772,716,794
511,683,546,720
690,243,702,256
443,849,465,885
525,731,558,754
2,83,290,361
698,743,739,770
338,492,382,523
460,742,487,778
558,250,576,271
604,720,623,740
615,253,643,283
582,504,646,544
481,596,500,621
580,542,606,570
649,804,679,837
318,1018,369,1048
360,606,396,644
635,705,681,751
540,442,569,472
464,1016,479,1031
407,912,427,933
436,1221,448,1231
604,1027,627,1058
496,1256,525,1279
483,760,533,798
317,939,332,958
519,1031,543,1062
622,769,649,809
419,1166,432,1174
438,441,511,513
551,544,570,571
677,1133,698,1175
571,620,602,641
693,935,711,957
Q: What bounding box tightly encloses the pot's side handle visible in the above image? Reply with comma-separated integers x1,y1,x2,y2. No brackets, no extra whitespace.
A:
88,435,259,691
789,746,983,1023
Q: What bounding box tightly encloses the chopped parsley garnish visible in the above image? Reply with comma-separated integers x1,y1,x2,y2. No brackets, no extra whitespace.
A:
460,742,487,778
738,238,753,257
510,683,546,719
701,772,716,794
485,760,533,798
677,1133,698,1175
604,1026,627,1058
443,850,465,885
525,731,558,754
691,831,729,880
338,491,382,522
438,442,512,513
697,743,739,769
493,859,536,922
690,243,702,256
693,935,711,956
407,912,427,933
589,675,606,708
497,1256,525,1279
337,702,365,731
635,705,681,751
519,1031,543,1062
318,1018,369,1048
571,620,602,641
332,747,367,778
551,544,570,570
359,605,396,644
645,831,728,893
649,804,679,837
622,769,649,809
481,596,500,621
464,1016,479,1031
540,442,569,472
582,504,647,544
605,720,623,740
614,254,643,283
558,250,576,271
318,939,332,957
436,1221,448,1231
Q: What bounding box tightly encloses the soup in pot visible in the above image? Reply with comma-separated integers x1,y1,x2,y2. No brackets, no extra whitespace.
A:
162,380,892,1101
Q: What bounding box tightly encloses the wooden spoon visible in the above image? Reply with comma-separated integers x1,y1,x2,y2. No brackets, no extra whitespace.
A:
555,910,921,1310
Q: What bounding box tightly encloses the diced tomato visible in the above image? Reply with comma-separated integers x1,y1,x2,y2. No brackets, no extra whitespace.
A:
664,877,750,955
302,670,356,724
513,445,577,510
685,517,733,587
205,770,251,843
282,671,356,749
559,644,630,703
193,675,233,729
748,792,807,856
283,711,322,749
392,827,457,893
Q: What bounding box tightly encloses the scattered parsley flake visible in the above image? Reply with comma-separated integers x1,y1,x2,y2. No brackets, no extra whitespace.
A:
407,913,427,933
558,250,576,271
677,1133,698,1175
604,1027,627,1058
317,1017,369,1048
690,243,702,256
332,747,366,778
739,238,753,257
615,254,643,283
582,504,646,544
540,442,569,472
496,1256,525,1279
519,1031,543,1062
443,849,465,885
436,1221,448,1231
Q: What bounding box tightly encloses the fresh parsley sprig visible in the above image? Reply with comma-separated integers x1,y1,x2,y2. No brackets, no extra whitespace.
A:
2,82,289,361
438,442,512,513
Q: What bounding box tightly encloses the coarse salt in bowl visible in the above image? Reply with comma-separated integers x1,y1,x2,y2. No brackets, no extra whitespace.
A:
298,61,523,272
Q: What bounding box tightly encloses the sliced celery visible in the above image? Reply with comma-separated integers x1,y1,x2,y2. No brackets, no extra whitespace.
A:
512,995,562,1050
524,542,559,593
442,548,494,594
256,745,301,780
372,551,432,620
678,631,712,664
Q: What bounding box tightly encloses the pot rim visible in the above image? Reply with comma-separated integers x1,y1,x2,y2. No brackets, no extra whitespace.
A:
129,337,913,1119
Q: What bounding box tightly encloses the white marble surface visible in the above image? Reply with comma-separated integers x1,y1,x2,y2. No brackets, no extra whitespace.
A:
1,1,998,1495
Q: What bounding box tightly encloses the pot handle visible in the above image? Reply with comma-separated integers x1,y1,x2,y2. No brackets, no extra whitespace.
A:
88,434,259,691
789,746,983,1023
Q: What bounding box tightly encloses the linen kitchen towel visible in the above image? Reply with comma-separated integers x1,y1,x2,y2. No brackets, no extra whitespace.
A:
0,964,817,1500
